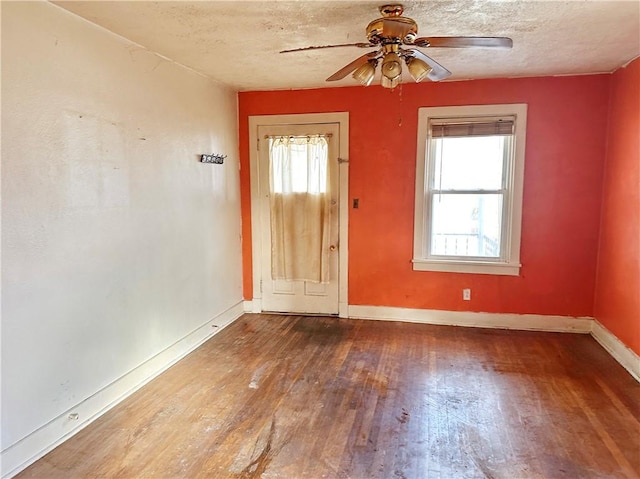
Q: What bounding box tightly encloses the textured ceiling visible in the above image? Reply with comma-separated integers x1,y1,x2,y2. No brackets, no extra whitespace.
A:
53,1,640,92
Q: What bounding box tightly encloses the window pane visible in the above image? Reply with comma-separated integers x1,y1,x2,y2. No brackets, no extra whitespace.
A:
430,193,503,258
289,143,310,193
270,140,328,194
432,136,505,190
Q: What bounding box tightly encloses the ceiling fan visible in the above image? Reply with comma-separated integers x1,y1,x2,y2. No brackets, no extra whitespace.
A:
280,4,513,88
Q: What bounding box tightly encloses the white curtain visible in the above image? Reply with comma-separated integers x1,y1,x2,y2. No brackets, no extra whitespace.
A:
269,135,331,283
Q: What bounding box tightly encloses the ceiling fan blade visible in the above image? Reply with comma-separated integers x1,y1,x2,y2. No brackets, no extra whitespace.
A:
413,36,513,49
280,43,375,53
326,52,379,81
406,49,452,82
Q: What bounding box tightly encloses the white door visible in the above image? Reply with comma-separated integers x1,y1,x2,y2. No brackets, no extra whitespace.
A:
258,123,340,315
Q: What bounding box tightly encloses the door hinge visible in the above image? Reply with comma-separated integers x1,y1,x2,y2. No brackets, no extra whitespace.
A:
257,138,260,151
260,279,263,292
337,157,349,164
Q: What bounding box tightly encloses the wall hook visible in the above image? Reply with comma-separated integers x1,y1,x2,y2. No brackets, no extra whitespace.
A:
201,153,226,164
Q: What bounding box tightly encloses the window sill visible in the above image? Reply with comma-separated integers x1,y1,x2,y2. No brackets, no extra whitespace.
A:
412,258,521,276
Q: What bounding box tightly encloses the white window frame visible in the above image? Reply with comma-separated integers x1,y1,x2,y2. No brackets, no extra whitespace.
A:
413,104,527,276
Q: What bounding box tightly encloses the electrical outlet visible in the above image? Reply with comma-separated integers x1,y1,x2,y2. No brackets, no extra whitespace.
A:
463,289,471,301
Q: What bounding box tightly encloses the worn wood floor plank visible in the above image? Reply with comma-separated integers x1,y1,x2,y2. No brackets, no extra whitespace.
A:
16,314,640,479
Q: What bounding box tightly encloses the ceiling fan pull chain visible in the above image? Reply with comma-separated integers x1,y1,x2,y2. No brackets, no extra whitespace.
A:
398,82,403,127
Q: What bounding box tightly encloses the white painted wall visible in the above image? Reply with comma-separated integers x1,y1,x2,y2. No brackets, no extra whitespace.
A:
1,1,242,471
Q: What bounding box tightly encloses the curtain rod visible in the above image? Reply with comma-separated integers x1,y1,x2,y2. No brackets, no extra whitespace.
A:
264,133,333,139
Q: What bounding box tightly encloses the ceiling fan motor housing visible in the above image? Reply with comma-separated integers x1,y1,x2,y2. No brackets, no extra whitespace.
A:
366,16,418,45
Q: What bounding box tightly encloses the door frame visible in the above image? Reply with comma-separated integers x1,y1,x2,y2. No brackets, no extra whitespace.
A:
248,112,349,317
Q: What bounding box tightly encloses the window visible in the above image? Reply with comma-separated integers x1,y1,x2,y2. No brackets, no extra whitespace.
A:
413,104,527,275
269,136,328,194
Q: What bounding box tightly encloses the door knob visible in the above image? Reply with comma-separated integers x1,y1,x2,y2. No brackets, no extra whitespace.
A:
330,245,337,251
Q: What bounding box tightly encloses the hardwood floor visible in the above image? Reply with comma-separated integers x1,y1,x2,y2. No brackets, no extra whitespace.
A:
17,314,640,479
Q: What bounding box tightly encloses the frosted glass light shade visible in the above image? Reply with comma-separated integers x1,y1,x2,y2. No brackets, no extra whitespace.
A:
381,75,400,89
352,61,376,86
381,53,402,80
406,57,433,82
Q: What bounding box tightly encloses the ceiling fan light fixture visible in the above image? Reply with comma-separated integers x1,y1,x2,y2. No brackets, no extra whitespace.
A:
381,52,402,80
406,56,433,82
352,60,376,86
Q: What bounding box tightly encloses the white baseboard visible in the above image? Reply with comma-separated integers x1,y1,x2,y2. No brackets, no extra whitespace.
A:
591,320,640,382
348,305,593,333
1,301,245,479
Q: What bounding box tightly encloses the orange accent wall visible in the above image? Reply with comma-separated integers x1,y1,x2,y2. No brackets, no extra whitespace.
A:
239,74,610,317
594,58,640,355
